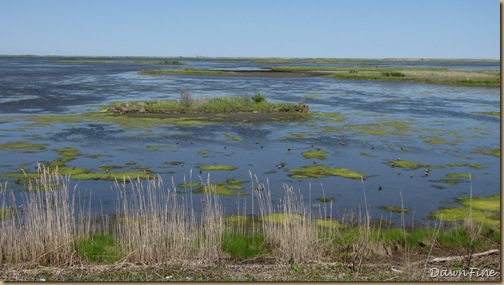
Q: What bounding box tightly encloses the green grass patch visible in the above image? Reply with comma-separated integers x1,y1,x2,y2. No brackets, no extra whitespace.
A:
197,165,237,171
378,206,410,213
225,215,253,227
224,179,248,185
433,178,462,185
304,94,322,99
193,184,245,196
446,173,472,179
76,233,121,264
266,66,500,87
177,183,199,188
138,68,238,76
473,148,500,157
316,197,335,203
472,111,500,117
301,150,328,160
165,161,185,166
261,213,304,224
430,207,500,227
424,139,446,145
0,208,14,220
430,194,500,228
315,218,343,229
311,112,346,123
287,165,365,179
147,145,177,149
384,159,427,170
347,121,412,136
105,94,308,115
447,163,486,169
457,194,500,212
222,232,266,259
0,142,48,152
224,133,242,141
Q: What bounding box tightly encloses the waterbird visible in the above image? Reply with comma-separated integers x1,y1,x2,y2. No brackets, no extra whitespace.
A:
287,148,291,152
276,162,286,169
378,186,383,191
260,146,263,149
339,141,346,146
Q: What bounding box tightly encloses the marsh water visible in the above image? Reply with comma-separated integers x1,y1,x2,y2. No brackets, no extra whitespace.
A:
0,56,500,226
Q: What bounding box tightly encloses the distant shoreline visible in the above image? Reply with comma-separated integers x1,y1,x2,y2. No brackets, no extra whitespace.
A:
0,54,499,62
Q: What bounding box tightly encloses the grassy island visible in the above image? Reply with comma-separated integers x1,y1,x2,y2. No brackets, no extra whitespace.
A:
264,66,500,87
105,93,309,115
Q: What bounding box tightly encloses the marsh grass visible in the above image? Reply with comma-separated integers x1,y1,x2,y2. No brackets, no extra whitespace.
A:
106,94,309,115
0,167,499,274
266,66,500,86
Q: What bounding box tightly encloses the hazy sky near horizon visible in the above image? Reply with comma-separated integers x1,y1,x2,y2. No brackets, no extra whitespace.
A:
0,0,499,59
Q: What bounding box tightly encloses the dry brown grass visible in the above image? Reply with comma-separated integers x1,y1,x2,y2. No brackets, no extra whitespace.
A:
0,165,89,266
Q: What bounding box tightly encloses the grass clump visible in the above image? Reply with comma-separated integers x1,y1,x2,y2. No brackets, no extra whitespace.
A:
301,150,328,160
105,94,309,115
76,233,121,264
222,232,266,259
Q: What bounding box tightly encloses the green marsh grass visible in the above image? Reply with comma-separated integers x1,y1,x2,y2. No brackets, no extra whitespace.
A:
265,66,500,86
106,94,309,115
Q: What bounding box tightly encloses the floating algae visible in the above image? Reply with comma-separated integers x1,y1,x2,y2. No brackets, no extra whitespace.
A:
301,150,328,160
0,141,48,152
197,165,237,171
193,184,245,196
384,159,428,170
430,194,500,227
378,206,410,213
287,165,365,179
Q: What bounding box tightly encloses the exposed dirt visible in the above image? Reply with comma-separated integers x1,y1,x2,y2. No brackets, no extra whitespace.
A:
1,251,499,281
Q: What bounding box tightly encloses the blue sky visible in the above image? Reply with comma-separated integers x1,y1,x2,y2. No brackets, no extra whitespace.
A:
0,0,499,58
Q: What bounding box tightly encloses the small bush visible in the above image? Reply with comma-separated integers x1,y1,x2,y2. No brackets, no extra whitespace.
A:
251,93,266,103
179,89,192,107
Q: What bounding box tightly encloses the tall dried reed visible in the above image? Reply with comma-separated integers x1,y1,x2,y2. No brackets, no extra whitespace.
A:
114,172,224,263
0,165,89,265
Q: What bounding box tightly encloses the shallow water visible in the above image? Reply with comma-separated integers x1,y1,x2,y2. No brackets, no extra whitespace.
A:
0,56,500,226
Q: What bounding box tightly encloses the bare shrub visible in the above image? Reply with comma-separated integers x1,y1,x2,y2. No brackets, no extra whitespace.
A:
179,89,193,107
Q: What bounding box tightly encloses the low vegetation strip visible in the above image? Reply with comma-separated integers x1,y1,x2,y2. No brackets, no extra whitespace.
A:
105,93,309,115
265,66,500,86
